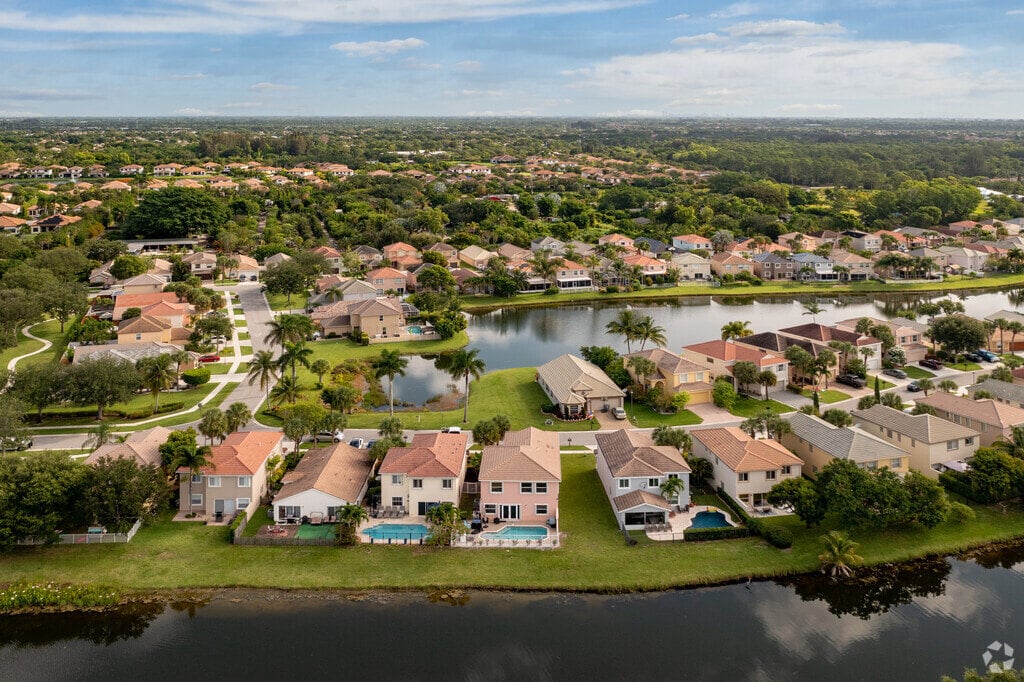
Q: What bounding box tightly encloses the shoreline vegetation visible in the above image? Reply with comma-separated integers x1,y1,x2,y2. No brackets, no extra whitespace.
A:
3,453,1024,604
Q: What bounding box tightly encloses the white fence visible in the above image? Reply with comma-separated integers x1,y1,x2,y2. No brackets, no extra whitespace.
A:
453,533,559,549
19,519,143,546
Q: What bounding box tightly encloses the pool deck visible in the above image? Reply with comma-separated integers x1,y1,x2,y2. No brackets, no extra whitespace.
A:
645,505,737,542
357,516,430,544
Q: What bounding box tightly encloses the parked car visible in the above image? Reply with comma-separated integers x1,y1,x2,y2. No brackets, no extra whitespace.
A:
836,373,867,389
349,438,365,449
882,368,908,379
976,349,999,362
907,381,922,392
441,426,462,434
310,430,344,443
198,354,220,362
0,436,32,452
963,352,983,363
612,406,628,420
919,358,943,370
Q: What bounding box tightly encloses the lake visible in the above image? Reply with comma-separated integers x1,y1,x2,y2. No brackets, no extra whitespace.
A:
3,545,1024,681
388,289,1022,404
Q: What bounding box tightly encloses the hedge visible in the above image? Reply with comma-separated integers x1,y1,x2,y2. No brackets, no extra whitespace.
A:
182,368,211,386
939,469,1016,504
764,527,793,549
716,486,762,535
684,526,751,541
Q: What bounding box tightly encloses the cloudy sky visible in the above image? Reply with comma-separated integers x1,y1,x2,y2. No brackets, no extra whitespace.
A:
3,0,1024,118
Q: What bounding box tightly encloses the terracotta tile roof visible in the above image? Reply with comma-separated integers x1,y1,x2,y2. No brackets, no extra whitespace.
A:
114,292,182,312
180,431,284,476
479,427,562,482
595,430,689,477
276,442,373,504
914,392,1024,429
682,340,786,368
365,267,407,280
692,427,802,473
379,432,468,478
118,314,171,334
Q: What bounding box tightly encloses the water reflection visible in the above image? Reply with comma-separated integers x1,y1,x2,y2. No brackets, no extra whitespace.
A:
0,602,167,647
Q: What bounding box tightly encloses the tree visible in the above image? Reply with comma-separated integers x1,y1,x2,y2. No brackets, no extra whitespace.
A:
425,502,465,547
802,301,826,322
767,477,824,528
67,357,141,420
818,531,863,578
372,349,409,416
659,477,687,507
606,310,642,352
247,350,279,402
378,416,405,441
821,408,853,427
446,348,486,423
225,402,252,433
686,455,713,489
0,453,90,549
527,250,564,287
109,254,149,281
652,425,691,452
263,260,309,307
815,348,837,389
721,320,753,341
927,315,988,361
938,379,959,393
269,375,303,407
994,426,1024,460
712,380,736,410
322,384,361,414
136,354,176,411
634,315,667,351
731,360,759,395
43,283,89,333
84,458,169,533
757,370,778,400
122,187,228,239
83,421,122,451
165,430,211,515
278,341,313,381
902,471,950,529
263,314,315,351
310,359,331,387
335,503,369,546
197,408,228,445
917,378,934,396
627,355,657,390
11,362,64,423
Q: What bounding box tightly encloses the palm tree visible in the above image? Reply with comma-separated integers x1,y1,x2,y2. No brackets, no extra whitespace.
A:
264,314,315,351
994,425,1024,459
802,301,826,322
527,250,564,287
83,421,122,450
757,369,777,400
635,315,667,351
269,375,303,407
994,317,1010,353
310,358,331,387
225,402,252,433
917,378,934,396
606,309,642,352
372,349,409,416
659,477,687,508
859,346,875,366
336,503,369,544
136,353,176,411
1008,321,1024,356
170,349,191,388
197,408,228,445
720,320,753,341
827,341,855,371
247,350,279,402
818,531,863,579
174,443,212,516
446,348,486,423
278,341,313,381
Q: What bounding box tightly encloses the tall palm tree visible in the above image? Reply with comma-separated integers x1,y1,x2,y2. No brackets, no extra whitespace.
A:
83,421,122,450
197,408,228,445
994,425,1024,459
802,301,826,322
757,369,777,400
247,350,279,402
269,375,303,407
993,317,1010,353
278,341,313,381
174,443,212,515
264,314,315,351
527,250,564,287
859,346,875,366
224,402,252,433
372,349,409,416
336,503,369,544
136,354,176,411
659,477,687,508
635,316,667,351
446,348,487,423
606,309,642,352
169,349,191,388
818,531,863,579
1008,321,1024,356
720,320,753,341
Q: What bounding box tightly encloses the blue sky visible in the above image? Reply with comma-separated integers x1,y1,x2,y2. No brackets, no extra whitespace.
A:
2,0,1024,117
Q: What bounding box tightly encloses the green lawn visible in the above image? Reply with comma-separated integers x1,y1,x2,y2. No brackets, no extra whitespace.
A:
867,375,896,391
18,320,70,368
948,361,982,372
26,383,220,428
238,346,252,356
266,291,309,311
801,388,851,404
626,403,702,428
234,319,247,328
207,363,233,375
237,332,251,341
0,327,45,370
4,452,1024,592
903,366,936,380
730,396,795,417
219,347,235,357
308,332,470,365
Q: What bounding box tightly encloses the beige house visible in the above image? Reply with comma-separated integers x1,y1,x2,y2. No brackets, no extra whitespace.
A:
834,316,929,363
273,442,374,523
119,273,168,295
622,347,714,404
458,245,498,270
781,412,910,478
681,340,789,395
177,431,285,520
710,252,755,278
364,267,408,295
851,404,980,478
691,427,803,510
914,392,1024,448
427,242,461,268
182,251,218,278
84,426,171,467
310,297,407,340
117,315,176,344
536,353,625,419
312,245,344,273
379,432,469,515
670,252,711,281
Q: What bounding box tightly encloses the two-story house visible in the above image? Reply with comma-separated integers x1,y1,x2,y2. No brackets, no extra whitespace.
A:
830,250,875,280
364,267,409,295
680,340,789,395
622,347,714,404
310,297,407,340
790,252,837,281
458,245,499,270
841,230,883,252
378,432,469,515
670,251,711,280
672,234,713,252
834,316,929,362
594,430,691,530
967,379,1024,408
691,427,803,510
312,245,344,273
555,259,593,290
851,404,980,478
781,412,911,478
177,431,285,520
913,392,1024,448
752,252,796,281
710,252,755,278
479,427,561,525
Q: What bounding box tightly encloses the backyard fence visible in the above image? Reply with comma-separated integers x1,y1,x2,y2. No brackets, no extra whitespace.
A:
19,518,143,546
454,534,559,549
233,536,337,547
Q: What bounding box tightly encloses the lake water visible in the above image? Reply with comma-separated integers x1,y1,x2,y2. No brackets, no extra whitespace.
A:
390,289,1022,404
3,546,1024,681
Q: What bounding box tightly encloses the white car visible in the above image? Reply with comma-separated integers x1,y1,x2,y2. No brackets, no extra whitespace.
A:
441,426,462,434
611,407,628,420
309,430,344,443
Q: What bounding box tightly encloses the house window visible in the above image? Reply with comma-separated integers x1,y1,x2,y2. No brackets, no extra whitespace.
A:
618,479,630,489
521,482,533,494
891,458,903,469
207,476,221,488
412,479,423,489
536,505,548,516
483,504,497,515
781,466,791,475
391,475,402,484
135,333,142,340
278,505,300,519
442,479,453,489
190,493,203,506
765,471,777,480
536,482,548,494
236,498,250,509
648,478,660,488
738,473,749,482
238,476,252,488
947,440,959,451
491,482,503,494
965,437,974,446
190,473,202,483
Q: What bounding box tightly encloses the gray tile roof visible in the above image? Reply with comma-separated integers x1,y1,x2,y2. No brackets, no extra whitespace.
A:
851,404,980,443
613,489,671,513
967,379,1024,405
536,354,624,406
786,412,908,464
595,430,689,478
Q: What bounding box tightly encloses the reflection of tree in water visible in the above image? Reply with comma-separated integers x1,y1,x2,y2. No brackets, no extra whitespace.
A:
0,603,167,647
1007,289,1024,307
777,559,951,619
966,540,1024,570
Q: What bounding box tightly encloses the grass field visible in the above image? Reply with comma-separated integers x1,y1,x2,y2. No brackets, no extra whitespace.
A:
17,320,69,368
26,383,221,428
801,388,851,404
266,291,309,312
730,396,795,417
626,403,703,428
868,375,896,391
903,366,937,380
4,452,1024,592
948,361,982,372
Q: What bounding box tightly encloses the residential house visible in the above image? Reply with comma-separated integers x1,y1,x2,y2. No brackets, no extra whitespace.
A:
680,340,789,394
692,427,803,509
554,259,593,290
535,353,625,419
672,234,712,252
309,297,407,340
352,245,382,268
709,252,754,278
426,242,461,268
841,230,883,252
313,277,378,304
379,432,469,515
777,232,820,251
153,163,183,176
479,427,561,525
598,233,635,250
634,237,671,257
72,341,191,365
752,252,796,281
30,214,81,234
87,164,109,178
830,251,874,281
364,267,409,295
382,242,419,268
182,251,218,278
851,404,980,478
232,254,260,281
790,252,837,281
177,431,285,520
0,202,20,215
914,392,1024,448
458,245,498,270
119,273,168,295
834,316,929,362
594,430,691,529
967,379,1024,408
937,246,989,273
670,252,711,281
622,347,714,404
264,252,292,270
623,253,668,279
119,164,144,175
497,243,532,264
312,245,344,273
776,323,884,370
984,310,1024,352
273,442,374,524
781,412,910,478
117,315,176,344
909,247,948,269
112,292,187,322
84,426,172,468
530,236,566,254
0,215,25,234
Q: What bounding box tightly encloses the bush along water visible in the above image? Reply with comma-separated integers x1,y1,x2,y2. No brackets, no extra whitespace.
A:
0,583,121,612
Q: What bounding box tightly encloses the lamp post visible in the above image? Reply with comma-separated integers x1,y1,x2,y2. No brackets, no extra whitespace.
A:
567,437,572,450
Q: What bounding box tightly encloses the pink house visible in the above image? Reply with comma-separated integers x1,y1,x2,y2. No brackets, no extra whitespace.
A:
478,427,561,527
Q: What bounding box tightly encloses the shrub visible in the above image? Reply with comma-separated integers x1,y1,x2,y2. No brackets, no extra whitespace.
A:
684,527,750,541
228,512,247,543
0,583,121,612
764,527,793,549
604,285,620,293
543,286,559,295
121,307,142,320
182,368,211,386
712,381,736,410
947,501,976,524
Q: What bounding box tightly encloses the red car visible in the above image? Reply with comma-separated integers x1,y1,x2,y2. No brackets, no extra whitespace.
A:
198,354,221,363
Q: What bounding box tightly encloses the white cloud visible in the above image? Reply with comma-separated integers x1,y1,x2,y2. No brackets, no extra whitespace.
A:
454,60,483,73
710,2,759,19
330,38,426,57
175,107,217,115
672,33,724,45
0,88,101,101
1007,9,1024,15
726,20,846,38
666,13,689,21
218,101,262,109
249,82,297,91
400,57,441,71
166,73,208,80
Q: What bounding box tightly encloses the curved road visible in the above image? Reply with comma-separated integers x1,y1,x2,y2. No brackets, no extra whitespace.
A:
6,324,52,372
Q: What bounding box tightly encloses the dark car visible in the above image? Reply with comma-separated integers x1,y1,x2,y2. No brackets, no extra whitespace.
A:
882,368,908,379
907,381,922,392
836,373,867,389
919,358,943,370
963,352,983,363
198,354,221,363
976,349,999,362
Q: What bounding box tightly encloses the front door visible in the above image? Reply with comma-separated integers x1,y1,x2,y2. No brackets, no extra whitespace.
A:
500,505,520,520
214,499,235,515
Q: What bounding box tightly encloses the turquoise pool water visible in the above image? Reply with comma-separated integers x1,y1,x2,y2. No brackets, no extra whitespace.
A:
406,325,423,335
480,525,549,540
362,523,429,540
689,511,730,529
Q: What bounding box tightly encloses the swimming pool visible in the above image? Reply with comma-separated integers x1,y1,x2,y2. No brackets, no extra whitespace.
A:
689,510,731,529
480,525,549,540
406,325,423,335
362,523,430,540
